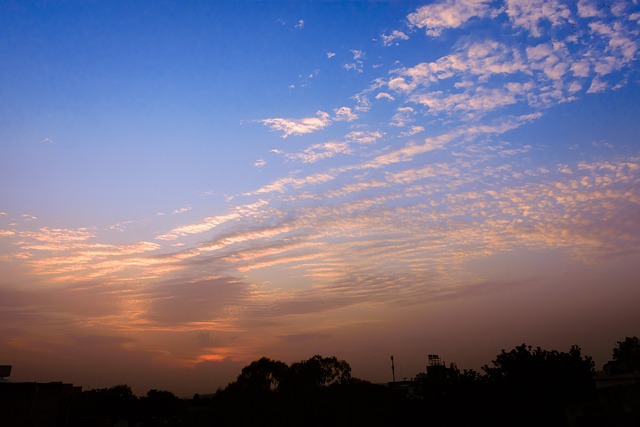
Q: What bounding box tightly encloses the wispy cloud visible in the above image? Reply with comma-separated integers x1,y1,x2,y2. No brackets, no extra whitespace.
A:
345,131,383,144
333,106,358,122
285,141,352,164
400,126,425,137
375,92,395,101
407,0,496,37
157,200,270,241
381,30,409,46
173,206,192,215
261,111,331,138
505,0,571,38
343,49,364,73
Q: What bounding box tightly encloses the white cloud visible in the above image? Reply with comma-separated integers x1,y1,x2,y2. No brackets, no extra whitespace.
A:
577,0,605,18
568,81,582,93
327,52,336,59
295,19,304,29
173,206,192,215
401,126,425,137
345,131,383,144
407,0,495,37
344,50,364,73
254,159,267,168
587,78,608,94
250,172,337,195
108,220,136,233
412,87,518,118
388,40,527,95
381,30,409,46
261,111,332,138
286,141,353,164
571,60,590,78
157,200,269,240
391,106,415,127
505,0,571,38
353,93,371,112
375,92,395,101
334,106,358,122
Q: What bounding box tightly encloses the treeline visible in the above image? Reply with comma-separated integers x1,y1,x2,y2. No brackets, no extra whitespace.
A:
64,337,640,426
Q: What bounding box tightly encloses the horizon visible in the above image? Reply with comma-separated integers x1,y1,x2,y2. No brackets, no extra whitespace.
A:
1,0,639,398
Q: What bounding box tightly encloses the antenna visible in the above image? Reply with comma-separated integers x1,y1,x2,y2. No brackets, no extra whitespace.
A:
390,355,396,382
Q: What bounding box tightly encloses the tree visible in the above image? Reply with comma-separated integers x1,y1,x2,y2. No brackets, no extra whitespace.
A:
284,355,351,393
231,357,289,392
604,336,640,374
72,384,139,423
482,344,596,425
483,344,595,383
140,389,185,419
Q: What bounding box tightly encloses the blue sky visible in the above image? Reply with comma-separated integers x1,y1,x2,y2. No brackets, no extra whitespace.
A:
1,0,640,396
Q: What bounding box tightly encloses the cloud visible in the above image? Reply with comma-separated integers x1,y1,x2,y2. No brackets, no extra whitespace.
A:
108,220,136,232
375,92,395,101
577,0,605,18
587,77,608,94
345,130,383,144
407,0,495,37
157,200,270,240
358,113,539,170
344,49,364,73
411,87,518,118
391,106,415,127
249,172,337,195
254,159,267,168
140,277,250,325
71,334,136,347
295,19,304,29
279,333,329,344
400,126,425,137
173,206,192,215
285,141,352,164
381,30,409,46
333,106,358,122
353,92,371,112
505,0,571,38
261,111,331,138
327,52,336,59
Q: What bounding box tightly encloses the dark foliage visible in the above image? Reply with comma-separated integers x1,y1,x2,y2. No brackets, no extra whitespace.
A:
604,336,640,374
480,344,596,426
60,339,640,426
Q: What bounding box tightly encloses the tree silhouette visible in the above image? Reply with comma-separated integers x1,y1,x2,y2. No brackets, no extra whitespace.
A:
71,384,139,424
482,344,596,426
284,355,351,393
604,336,640,374
140,389,185,421
230,356,289,393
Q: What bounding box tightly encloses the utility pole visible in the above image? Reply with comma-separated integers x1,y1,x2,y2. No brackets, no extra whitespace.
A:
390,355,396,382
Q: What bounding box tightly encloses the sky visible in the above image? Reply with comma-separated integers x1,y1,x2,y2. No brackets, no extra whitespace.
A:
1,0,639,397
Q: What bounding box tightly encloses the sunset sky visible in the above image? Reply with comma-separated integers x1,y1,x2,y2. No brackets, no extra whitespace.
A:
1,0,639,397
